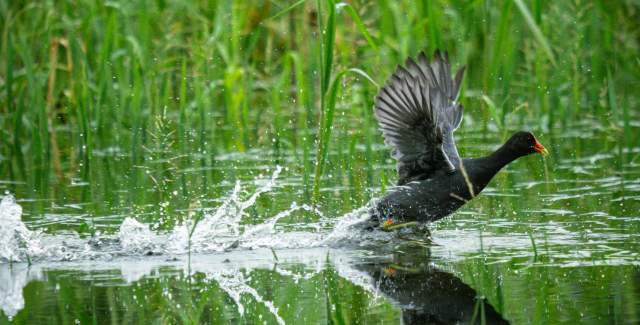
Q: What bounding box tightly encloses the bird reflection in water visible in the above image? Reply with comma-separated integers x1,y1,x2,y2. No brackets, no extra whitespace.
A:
358,251,509,325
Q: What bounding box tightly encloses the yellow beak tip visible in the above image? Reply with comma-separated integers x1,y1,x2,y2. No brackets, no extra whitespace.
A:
541,148,549,156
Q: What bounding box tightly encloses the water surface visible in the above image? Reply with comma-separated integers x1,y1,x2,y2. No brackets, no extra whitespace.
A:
1,121,639,324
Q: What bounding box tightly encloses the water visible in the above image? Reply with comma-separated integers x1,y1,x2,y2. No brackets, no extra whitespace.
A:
1,122,640,324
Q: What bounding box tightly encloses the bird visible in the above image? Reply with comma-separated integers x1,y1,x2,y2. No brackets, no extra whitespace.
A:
371,50,548,228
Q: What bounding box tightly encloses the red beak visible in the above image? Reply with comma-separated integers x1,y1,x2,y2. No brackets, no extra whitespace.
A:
533,139,549,156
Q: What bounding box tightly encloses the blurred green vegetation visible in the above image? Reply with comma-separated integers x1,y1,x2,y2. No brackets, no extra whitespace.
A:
0,0,639,214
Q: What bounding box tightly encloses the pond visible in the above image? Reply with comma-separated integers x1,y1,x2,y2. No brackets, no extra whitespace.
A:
1,119,639,324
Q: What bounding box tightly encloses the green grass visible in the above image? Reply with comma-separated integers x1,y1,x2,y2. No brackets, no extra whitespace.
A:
1,0,639,215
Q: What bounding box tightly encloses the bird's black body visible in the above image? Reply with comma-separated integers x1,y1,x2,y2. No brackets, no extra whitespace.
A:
372,50,546,226
374,150,520,224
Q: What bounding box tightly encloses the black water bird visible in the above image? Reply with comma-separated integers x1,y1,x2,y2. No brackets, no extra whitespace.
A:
372,50,548,227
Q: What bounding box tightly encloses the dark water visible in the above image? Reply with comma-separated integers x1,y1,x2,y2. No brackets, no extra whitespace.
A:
1,120,640,324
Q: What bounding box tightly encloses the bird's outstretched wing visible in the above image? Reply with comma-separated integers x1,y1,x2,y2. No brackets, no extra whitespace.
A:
374,50,465,185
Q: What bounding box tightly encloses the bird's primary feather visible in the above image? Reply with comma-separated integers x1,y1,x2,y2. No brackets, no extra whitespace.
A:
374,50,465,185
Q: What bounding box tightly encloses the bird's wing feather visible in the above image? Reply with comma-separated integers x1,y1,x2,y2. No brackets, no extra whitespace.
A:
374,50,465,185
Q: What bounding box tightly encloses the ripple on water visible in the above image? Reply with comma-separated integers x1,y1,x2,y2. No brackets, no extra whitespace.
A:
0,168,387,263
2,148,639,270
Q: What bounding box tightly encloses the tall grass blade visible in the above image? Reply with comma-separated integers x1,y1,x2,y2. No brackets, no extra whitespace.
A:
312,68,378,201
513,0,556,66
336,2,378,50
267,0,307,21
312,0,337,202
312,72,342,201
481,95,505,137
320,0,336,98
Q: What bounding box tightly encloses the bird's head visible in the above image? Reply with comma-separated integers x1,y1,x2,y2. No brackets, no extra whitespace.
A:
506,131,549,157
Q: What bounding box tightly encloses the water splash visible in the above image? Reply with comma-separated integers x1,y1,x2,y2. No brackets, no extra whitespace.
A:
0,166,382,263
118,218,159,254
208,269,286,325
164,166,321,253
0,194,43,263
3,163,637,269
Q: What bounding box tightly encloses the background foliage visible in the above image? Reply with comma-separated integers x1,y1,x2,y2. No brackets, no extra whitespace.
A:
1,0,639,218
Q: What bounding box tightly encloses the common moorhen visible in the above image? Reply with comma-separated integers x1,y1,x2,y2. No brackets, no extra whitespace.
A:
372,50,548,227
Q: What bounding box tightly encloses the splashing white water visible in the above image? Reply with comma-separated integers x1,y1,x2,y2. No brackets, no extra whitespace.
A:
209,269,286,325
165,166,318,254
0,166,380,264
118,218,158,254
0,194,43,263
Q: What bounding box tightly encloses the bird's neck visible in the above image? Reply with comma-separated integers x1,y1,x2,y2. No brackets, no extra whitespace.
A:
466,144,520,186
486,143,521,170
